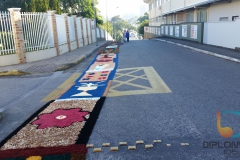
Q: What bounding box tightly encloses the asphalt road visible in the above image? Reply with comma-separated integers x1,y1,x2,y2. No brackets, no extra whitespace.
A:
87,39,240,159
1,39,240,159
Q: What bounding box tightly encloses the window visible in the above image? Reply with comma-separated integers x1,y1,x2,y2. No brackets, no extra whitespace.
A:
232,16,239,21
186,11,194,22
197,9,207,22
220,17,228,21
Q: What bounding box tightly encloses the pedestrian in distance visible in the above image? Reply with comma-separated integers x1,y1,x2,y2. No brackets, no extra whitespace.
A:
123,30,126,42
126,30,130,42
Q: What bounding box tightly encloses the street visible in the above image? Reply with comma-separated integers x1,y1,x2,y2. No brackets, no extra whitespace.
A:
1,39,240,159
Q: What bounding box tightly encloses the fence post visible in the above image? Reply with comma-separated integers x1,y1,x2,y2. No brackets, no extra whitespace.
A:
47,11,60,56
62,13,71,51
72,15,79,49
80,17,85,46
85,19,89,45
8,8,26,63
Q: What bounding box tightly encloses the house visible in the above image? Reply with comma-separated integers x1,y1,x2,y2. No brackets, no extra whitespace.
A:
143,0,240,50
143,0,240,26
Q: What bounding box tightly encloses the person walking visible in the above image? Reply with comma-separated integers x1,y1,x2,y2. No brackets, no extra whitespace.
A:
126,30,130,42
123,30,126,42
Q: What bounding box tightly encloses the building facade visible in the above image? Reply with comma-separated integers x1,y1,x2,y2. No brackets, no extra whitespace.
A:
144,0,240,26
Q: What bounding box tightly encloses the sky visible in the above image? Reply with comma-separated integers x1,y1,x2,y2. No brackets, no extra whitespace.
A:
96,0,148,20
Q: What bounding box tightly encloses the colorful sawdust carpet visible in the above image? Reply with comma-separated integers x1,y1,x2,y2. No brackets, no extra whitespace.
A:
0,42,122,160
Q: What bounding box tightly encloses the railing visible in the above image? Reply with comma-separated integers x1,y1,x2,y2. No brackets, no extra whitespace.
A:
21,12,51,52
0,11,15,55
0,8,109,66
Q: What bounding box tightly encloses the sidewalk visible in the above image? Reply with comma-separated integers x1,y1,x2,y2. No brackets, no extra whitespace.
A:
0,41,108,76
154,37,240,63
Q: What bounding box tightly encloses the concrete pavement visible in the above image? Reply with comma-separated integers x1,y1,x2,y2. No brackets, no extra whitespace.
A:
0,41,108,76
155,37,240,63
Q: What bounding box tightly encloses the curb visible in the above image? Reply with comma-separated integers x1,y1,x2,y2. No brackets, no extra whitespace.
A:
0,70,29,76
55,42,109,71
155,39,240,64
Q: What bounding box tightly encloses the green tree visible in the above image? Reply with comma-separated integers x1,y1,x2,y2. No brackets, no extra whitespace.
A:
138,19,149,35
42,0,50,12
59,0,103,25
110,15,136,41
50,0,61,14
30,0,36,12
0,0,28,11
0,0,102,24
137,12,149,24
99,20,113,36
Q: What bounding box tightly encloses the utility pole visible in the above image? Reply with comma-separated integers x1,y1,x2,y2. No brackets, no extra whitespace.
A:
106,0,108,41
93,0,98,46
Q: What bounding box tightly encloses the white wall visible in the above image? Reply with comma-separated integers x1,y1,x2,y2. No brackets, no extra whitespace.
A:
56,15,67,45
171,0,184,11
76,17,83,47
59,44,69,55
91,21,96,42
70,41,77,50
0,54,19,66
82,18,88,45
208,0,240,22
26,48,57,62
203,18,240,49
162,1,171,14
97,28,100,38
47,13,55,47
87,19,92,44
101,29,105,38
68,17,76,42
185,0,206,6
105,31,113,41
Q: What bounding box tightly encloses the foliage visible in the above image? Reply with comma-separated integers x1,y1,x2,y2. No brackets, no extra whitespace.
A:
137,12,149,24
99,21,113,36
0,0,103,25
49,0,61,14
109,15,137,41
0,0,27,11
59,0,102,25
138,19,149,35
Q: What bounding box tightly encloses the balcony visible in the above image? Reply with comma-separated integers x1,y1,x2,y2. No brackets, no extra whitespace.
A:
143,0,151,3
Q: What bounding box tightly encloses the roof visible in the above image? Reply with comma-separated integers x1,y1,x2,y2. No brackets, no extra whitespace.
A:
143,0,224,16
162,0,222,16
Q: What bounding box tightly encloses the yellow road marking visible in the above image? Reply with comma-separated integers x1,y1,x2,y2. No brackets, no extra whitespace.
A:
41,73,81,102
107,67,171,97
112,79,152,90
115,73,148,81
143,66,171,92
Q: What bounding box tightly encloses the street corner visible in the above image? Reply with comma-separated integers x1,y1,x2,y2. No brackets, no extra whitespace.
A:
0,70,29,76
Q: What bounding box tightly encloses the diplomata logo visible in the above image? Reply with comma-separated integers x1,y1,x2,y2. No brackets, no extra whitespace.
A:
217,110,240,138
203,110,240,157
